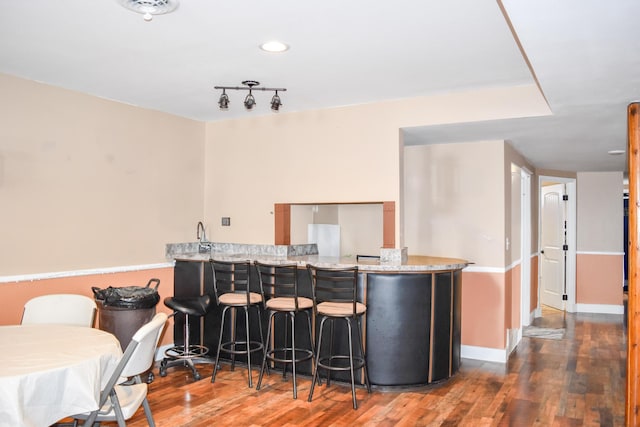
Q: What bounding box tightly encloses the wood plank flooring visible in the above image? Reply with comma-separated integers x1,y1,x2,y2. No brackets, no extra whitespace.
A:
79,308,626,426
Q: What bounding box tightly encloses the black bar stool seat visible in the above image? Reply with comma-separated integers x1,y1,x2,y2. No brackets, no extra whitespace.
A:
159,294,212,381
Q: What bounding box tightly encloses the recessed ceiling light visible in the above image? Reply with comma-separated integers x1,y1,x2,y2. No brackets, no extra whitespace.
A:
608,149,625,155
260,41,289,53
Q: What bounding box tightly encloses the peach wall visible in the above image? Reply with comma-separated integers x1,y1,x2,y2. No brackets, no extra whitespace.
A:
461,271,506,349
0,267,175,346
576,253,623,305
508,263,522,329
0,73,205,276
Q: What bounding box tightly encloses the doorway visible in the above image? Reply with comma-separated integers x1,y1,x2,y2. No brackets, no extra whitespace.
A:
537,176,577,317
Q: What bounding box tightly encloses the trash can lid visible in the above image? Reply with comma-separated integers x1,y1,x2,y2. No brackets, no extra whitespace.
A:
92,279,160,309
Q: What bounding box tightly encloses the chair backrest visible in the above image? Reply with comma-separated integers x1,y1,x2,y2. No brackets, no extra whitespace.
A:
97,312,167,408
120,311,168,377
209,259,255,304
21,294,97,327
94,313,168,408
254,261,301,309
307,265,360,314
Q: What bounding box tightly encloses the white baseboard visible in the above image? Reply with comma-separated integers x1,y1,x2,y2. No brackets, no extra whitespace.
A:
461,344,507,363
155,343,172,361
575,303,624,315
506,328,520,356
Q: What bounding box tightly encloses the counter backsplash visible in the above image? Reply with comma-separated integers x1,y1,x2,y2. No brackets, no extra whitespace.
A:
165,242,319,260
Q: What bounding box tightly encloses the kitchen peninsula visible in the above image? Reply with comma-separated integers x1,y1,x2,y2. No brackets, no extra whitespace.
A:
167,242,469,388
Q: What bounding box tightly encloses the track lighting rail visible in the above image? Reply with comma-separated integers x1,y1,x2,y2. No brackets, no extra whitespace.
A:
214,80,286,112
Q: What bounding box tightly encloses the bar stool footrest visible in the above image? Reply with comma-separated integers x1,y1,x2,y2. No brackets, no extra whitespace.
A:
220,340,264,355
164,344,209,359
266,347,314,364
318,355,366,372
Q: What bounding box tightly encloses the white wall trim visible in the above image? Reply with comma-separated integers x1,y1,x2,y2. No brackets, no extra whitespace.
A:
0,262,176,284
463,265,506,274
461,344,507,363
576,251,625,256
464,255,539,274
575,303,624,315
534,306,542,318
506,259,521,272
506,328,521,356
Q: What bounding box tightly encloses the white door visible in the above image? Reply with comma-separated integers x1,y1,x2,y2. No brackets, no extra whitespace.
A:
540,184,566,310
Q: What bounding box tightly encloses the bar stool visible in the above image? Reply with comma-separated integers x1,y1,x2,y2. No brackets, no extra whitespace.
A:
209,259,265,387
306,264,371,409
159,294,211,381
254,261,315,399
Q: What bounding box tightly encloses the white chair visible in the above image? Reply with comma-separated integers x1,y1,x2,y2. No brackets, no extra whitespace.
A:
73,312,168,427
21,294,97,327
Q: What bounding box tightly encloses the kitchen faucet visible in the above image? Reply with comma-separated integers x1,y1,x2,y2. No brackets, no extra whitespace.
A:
197,221,207,242
197,221,211,253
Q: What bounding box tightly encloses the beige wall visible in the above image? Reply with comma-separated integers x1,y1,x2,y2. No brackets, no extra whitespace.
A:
337,204,383,257
576,171,624,252
289,203,383,256
403,140,506,266
0,74,205,276
203,84,550,246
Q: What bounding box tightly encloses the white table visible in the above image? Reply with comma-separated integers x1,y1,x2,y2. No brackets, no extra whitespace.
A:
0,324,123,427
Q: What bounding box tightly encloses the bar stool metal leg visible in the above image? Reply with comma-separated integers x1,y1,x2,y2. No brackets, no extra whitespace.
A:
211,306,229,383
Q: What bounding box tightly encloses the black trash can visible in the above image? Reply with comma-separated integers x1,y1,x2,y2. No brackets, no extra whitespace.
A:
92,278,161,351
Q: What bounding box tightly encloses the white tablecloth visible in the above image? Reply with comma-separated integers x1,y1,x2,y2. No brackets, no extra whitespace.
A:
0,324,123,427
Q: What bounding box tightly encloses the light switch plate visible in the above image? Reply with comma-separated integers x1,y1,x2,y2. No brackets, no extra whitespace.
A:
221,217,231,226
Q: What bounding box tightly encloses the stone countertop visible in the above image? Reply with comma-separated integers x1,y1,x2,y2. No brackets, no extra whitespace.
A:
173,252,469,272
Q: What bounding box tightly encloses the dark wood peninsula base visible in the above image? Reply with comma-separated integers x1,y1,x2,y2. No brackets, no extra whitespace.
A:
171,250,467,389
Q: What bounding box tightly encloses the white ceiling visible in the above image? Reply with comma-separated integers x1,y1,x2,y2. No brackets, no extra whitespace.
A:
1,0,638,172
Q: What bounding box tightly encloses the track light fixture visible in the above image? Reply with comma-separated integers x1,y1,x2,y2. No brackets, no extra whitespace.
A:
270,91,282,111
218,89,229,110
244,89,256,110
214,80,286,112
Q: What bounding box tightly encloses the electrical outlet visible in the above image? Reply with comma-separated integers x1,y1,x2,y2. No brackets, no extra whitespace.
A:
221,217,230,226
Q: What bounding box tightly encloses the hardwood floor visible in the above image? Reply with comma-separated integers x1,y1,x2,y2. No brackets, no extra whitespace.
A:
90,309,626,426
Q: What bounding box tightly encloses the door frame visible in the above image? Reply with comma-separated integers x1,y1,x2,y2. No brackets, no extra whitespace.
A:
537,175,577,314
520,167,532,327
